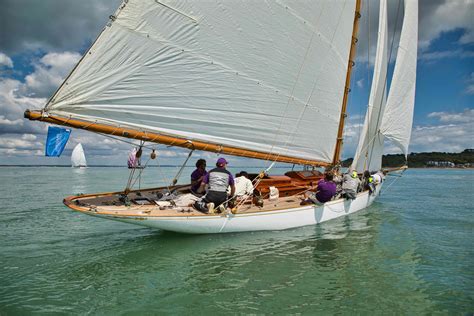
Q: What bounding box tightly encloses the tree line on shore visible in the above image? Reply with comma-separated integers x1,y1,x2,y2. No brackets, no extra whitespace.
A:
342,149,474,168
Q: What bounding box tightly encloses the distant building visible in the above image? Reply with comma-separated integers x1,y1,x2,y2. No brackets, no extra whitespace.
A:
426,161,455,167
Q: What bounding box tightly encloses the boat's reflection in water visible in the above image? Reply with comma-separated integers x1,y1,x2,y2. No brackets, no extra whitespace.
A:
71,167,88,195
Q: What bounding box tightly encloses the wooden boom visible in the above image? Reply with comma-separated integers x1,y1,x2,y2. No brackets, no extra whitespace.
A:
24,109,330,167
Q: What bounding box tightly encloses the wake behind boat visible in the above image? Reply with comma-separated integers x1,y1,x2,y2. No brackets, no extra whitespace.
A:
25,0,417,234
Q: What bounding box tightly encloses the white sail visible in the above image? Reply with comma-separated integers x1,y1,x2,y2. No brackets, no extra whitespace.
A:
380,0,418,157
71,143,87,167
352,0,388,172
44,0,357,163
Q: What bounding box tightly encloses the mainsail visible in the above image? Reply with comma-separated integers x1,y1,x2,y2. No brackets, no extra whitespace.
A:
71,143,87,167
352,0,388,172
32,0,359,165
353,0,417,171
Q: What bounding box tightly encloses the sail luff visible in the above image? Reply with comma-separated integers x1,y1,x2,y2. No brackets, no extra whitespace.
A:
25,110,330,167
332,0,362,166
351,0,388,172
44,2,128,109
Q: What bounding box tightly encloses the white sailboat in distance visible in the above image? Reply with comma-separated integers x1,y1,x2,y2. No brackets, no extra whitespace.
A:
71,143,87,168
25,0,417,234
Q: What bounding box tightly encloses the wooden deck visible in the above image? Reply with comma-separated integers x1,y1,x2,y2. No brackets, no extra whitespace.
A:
64,171,325,217
66,188,309,217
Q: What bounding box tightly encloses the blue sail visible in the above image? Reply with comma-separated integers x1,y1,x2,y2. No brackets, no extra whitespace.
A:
45,126,71,157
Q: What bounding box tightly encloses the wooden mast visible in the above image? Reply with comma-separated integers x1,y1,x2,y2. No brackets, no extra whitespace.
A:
24,109,330,167
332,0,362,166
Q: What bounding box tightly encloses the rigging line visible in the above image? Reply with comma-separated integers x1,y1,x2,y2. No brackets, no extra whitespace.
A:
154,157,173,194
232,160,279,211
96,131,155,149
366,0,401,170
170,149,194,186
129,156,152,190
380,168,405,195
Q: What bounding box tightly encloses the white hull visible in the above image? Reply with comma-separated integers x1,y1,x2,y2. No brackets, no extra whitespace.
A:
89,185,382,234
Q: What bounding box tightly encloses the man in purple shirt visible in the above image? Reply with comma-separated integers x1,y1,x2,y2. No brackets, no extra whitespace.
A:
315,172,337,203
301,172,337,205
190,159,207,194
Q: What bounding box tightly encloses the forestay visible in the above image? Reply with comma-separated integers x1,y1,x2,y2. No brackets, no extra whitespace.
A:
380,0,418,157
352,0,388,172
44,0,356,163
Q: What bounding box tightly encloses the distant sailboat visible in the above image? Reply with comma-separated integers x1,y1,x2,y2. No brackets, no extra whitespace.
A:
71,143,87,168
25,0,417,234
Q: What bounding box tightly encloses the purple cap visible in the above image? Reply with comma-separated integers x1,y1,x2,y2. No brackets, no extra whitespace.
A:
216,157,228,166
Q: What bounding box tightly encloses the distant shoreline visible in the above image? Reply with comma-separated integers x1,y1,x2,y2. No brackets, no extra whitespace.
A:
0,165,292,168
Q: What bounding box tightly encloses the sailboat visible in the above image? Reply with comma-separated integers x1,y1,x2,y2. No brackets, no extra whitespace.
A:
24,0,417,234
71,143,87,168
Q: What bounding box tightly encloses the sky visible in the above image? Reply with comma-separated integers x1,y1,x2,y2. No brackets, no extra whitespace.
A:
0,0,473,166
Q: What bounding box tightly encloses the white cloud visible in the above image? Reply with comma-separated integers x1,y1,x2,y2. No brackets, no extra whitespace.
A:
409,123,473,153
0,78,47,134
0,115,23,126
356,79,364,89
0,51,80,135
418,49,474,61
466,72,474,95
0,52,13,68
342,109,474,158
466,85,474,94
355,0,474,66
0,0,121,55
21,52,81,98
419,0,474,48
427,108,474,123
0,133,43,153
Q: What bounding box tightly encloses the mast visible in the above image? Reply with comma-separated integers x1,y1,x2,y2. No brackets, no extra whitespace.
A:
25,109,330,167
332,0,362,166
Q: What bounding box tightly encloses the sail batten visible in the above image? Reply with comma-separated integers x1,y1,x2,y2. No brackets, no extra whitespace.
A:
42,0,357,164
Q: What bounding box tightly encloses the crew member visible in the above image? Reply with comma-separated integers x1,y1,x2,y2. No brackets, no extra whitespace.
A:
229,171,254,198
190,159,207,195
301,172,337,205
194,158,235,213
342,170,361,200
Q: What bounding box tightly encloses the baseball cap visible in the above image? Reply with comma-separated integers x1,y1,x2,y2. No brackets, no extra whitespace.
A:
216,157,228,166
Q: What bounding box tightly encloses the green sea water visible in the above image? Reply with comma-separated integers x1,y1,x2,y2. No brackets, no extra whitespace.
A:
0,167,472,314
